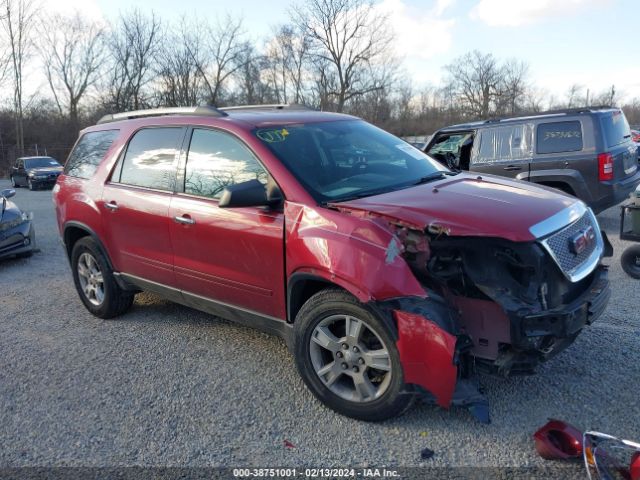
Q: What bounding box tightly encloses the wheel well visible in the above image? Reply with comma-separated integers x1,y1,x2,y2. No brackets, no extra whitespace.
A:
536,181,576,196
287,276,336,323
64,226,91,260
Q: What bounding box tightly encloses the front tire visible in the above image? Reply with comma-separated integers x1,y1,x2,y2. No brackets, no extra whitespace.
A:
71,237,134,318
27,179,34,191
621,245,640,279
293,288,413,421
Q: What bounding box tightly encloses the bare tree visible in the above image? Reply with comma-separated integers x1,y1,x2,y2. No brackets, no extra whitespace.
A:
444,50,503,118
105,9,162,111
184,15,248,106
265,24,310,104
293,0,395,112
40,13,105,125
498,59,529,115
522,87,547,113
235,43,274,105
1,0,37,153
595,85,617,106
348,86,392,125
155,20,203,107
565,83,585,108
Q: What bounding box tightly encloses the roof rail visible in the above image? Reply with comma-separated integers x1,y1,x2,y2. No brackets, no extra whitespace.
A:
533,105,615,116
481,105,616,125
219,104,316,112
96,105,227,124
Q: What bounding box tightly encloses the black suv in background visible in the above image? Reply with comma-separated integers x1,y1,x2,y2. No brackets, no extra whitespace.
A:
10,156,63,190
423,107,640,213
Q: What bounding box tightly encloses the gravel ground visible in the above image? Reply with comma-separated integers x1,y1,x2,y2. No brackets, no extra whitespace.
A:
0,179,638,474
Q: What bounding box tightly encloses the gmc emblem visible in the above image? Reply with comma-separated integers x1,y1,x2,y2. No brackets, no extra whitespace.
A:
569,225,595,255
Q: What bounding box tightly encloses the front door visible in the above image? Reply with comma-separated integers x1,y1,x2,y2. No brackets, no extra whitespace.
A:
101,126,185,288
169,127,286,320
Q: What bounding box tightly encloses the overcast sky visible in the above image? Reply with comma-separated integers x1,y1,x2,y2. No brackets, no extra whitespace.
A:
47,0,638,102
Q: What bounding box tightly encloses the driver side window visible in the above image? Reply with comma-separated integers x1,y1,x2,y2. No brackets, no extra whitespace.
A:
184,129,268,200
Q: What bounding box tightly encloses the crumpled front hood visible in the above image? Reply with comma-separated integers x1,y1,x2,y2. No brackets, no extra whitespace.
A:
330,174,579,242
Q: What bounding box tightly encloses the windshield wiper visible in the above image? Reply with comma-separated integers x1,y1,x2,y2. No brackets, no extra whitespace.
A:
324,171,460,205
324,187,398,204
414,170,459,185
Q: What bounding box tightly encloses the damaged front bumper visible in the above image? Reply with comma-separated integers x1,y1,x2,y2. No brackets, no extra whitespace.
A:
478,265,610,376
379,265,609,423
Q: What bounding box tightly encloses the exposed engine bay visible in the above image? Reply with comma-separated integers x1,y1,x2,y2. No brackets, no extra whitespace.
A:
390,222,611,378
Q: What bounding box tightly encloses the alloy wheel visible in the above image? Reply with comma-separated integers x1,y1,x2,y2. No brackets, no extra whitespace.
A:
77,252,105,306
309,314,392,403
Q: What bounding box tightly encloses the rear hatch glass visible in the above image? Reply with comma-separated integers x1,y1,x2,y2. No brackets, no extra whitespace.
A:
601,110,635,175
602,110,631,147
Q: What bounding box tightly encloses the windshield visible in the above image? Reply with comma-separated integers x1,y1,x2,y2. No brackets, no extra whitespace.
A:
253,120,447,203
24,157,61,169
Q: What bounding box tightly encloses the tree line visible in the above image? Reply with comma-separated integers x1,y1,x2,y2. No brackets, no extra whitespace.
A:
0,0,638,176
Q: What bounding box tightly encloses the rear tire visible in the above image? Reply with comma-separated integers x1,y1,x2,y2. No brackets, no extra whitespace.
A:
621,245,640,279
293,288,414,421
71,237,134,318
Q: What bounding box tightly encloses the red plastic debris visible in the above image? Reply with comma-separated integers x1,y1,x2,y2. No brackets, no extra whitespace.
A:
533,419,583,460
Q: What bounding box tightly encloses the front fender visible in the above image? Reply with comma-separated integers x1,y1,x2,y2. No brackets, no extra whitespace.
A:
284,202,425,303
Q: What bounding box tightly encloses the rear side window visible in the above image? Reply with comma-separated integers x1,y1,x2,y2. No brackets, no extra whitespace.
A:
536,121,583,154
117,127,183,191
601,110,631,148
473,123,533,164
184,128,267,199
65,130,119,179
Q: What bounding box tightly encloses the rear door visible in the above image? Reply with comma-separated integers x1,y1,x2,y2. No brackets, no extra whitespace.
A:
469,123,533,180
169,127,286,319
101,126,185,288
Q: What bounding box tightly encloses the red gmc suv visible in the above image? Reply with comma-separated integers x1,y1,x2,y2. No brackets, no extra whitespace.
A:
53,105,612,422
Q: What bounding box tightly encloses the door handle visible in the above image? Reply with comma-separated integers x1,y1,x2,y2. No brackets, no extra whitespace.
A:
105,201,119,211
503,165,522,171
174,214,196,225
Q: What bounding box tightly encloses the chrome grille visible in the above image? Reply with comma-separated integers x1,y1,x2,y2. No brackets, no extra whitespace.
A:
540,209,603,282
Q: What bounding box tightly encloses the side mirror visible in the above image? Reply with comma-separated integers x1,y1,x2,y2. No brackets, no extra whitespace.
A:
1,188,16,199
219,179,271,209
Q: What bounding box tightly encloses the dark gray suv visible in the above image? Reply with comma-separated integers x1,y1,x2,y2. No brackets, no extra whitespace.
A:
424,107,640,213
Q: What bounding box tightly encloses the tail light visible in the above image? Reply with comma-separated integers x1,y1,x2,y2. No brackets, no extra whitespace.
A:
533,419,583,460
598,153,614,181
